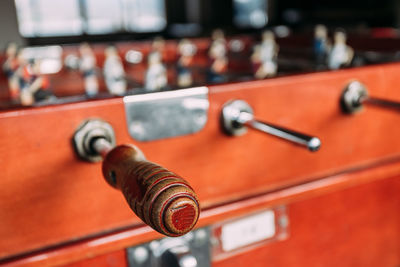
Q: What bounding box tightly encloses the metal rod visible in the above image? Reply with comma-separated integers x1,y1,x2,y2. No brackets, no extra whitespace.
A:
360,96,400,111
238,112,321,152
92,137,114,158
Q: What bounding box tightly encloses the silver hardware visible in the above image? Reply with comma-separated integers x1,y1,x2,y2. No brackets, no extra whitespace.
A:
340,81,368,114
183,232,194,242
221,100,321,152
341,80,400,114
124,87,209,141
133,246,150,264
127,227,210,267
278,215,289,228
125,50,144,64
211,207,289,261
64,54,81,70
194,229,208,246
72,119,116,162
149,241,160,251
162,246,198,267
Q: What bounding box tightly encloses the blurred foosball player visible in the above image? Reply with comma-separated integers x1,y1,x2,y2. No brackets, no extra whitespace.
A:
103,46,127,96
176,39,197,88
2,43,20,103
145,51,167,91
207,29,228,83
152,36,166,58
251,30,279,79
15,54,53,106
79,43,99,97
313,25,331,70
328,30,354,70
144,37,168,91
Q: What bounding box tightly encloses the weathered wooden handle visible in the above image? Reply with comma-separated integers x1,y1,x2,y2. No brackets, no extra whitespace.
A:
102,144,200,237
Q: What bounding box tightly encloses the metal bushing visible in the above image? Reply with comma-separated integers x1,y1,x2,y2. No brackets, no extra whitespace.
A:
340,81,369,114
220,99,254,136
73,119,116,162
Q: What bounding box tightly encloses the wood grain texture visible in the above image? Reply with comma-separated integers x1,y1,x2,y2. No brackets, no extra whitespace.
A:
2,155,400,267
102,144,199,236
214,175,400,267
26,173,400,267
63,250,127,267
1,63,400,260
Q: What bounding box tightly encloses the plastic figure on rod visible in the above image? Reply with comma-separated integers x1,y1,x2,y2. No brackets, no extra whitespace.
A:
328,30,354,70
103,46,127,96
27,59,54,103
152,36,166,56
251,30,279,79
15,52,34,106
176,39,196,88
14,54,53,106
207,29,228,83
2,43,20,102
313,24,331,69
145,51,167,91
79,43,99,97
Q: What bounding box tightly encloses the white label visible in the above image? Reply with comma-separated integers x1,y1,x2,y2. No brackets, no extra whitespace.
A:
221,210,275,252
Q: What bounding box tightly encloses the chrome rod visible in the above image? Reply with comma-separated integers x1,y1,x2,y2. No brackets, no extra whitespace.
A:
238,112,320,151
361,97,400,111
221,100,321,152
341,81,400,114
91,137,114,158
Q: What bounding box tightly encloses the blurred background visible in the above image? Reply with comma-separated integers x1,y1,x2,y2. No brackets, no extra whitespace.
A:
1,0,400,47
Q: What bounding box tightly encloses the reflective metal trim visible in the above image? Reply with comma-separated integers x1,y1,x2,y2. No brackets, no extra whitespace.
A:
123,87,209,141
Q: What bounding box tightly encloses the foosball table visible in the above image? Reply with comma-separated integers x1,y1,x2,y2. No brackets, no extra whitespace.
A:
0,30,400,267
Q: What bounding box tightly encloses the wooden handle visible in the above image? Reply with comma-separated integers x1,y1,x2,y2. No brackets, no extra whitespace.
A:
102,144,200,236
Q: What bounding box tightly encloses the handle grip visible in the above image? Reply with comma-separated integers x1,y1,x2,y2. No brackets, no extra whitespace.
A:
73,119,200,237
102,144,200,237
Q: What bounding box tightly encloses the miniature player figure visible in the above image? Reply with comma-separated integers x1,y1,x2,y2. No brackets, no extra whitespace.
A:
2,43,20,102
79,43,99,97
152,36,166,55
15,52,34,106
207,29,228,83
145,51,167,91
176,39,197,88
28,59,54,103
251,30,279,79
150,36,167,63
103,46,127,96
14,55,54,106
328,30,354,70
314,24,331,69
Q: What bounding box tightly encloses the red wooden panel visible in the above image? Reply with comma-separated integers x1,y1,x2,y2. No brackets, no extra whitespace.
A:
63,250,126,267
2,158,400,267
23,173,400,267
214,175,400,267
1,63,400,259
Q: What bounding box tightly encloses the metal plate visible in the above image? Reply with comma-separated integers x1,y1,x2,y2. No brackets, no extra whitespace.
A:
126,227,211,267
211,206,289,261
123,87,209,141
